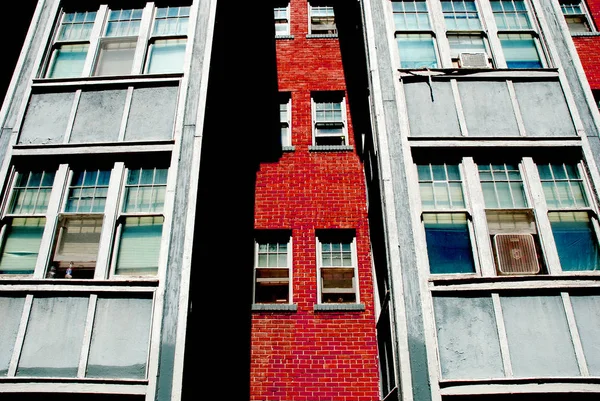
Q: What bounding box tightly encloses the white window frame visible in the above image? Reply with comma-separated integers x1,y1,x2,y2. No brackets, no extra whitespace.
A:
308,3,337,35
274,2,291,36
280,93,292,147
311,93,348,146
559,0,595,33
315,231,359,304
253,231,293,304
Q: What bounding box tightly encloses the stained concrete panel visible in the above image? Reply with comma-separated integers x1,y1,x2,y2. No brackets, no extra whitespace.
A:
124,86,178,141
513,81,577,137
17,296,88,377
433,295,504,380
0,296,25,376
70,89,126,143
570,295,600,375
87,296,152,379
500,295,580,377
404,81,461,137
19,92,75,145
458,81,519,137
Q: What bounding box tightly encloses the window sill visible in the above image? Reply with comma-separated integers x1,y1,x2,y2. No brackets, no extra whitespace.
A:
252,303,297,312
282,145,295,152
306,34,338,39
275,34,294,40
314,303,365,311
309,145,353,152
32,72,183,87
397,67,559,81
571,31,600,37
0,277,159,287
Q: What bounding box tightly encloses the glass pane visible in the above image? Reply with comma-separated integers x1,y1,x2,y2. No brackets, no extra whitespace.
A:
424,213,475,274
47,44,89,78
0,218,45,275
434,182,451,208
510,182,527,207
500,34,542,68
420,183,435,209
114,217,164,276
51,217,103,278
255,268,290,303
87,296,152,378
94,40,137,76
396,34,438,68
550,212,600,271
417,165,432,181
481,182,499,208
17,296,88,377
496,182,512,207
146,39,187,74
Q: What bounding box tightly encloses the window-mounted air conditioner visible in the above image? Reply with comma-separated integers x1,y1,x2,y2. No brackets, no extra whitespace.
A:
459,52,490,68
494,233,540,275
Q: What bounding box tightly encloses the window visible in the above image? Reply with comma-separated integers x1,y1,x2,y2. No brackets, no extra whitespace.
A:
392,1,438,68
312,93,348,146
44,4,190,78
560,0,593,33
418,163,476,274
316,230,358,303
309,4,337,35
538,162,600,271
145,6,190,74
491,0,543,68
274,3,291,36
0,170,55,275
280,93,292,147
442,0,491,67
111,167,167,276
46,11,96,78
253,231,292,304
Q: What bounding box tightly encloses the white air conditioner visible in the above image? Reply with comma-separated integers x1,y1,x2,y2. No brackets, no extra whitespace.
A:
494,233,540,275
459,52,490,68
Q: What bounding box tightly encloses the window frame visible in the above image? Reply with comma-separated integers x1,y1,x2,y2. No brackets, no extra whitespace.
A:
253,230,293,305
308,3,337,36
559,0,595,33
280,93,292,147
274,2,291,37
315,230,359,304
311,92,349,147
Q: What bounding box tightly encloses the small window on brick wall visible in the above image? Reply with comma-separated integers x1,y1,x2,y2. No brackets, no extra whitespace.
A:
253,230,292,304
316,229,358,303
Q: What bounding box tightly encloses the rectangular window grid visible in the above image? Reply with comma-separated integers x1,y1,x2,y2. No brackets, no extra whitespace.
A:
478,163,527,208
65,169,111,213
274,5,290,36
392,0,431,30
491,0,533,30
280,96,291,146
538,163,589,208
313,97,346,146
442,0,482,30
310,5,337,35
318,233,357,303
254,235,291,304
123,168,168,213
153,6,190,36
417,164,465,209
58,11,97,41
8,171,56,215
106,9,143,37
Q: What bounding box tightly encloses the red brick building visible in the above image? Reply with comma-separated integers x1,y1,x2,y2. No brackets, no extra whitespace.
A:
249,1,380,399
566,0,600,96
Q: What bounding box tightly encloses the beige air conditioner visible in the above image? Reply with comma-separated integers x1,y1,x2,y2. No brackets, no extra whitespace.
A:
494,233,540,275
459,52,490,68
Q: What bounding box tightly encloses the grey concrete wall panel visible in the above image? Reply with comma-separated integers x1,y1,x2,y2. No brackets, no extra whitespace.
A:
433,295,504,380
404,81,461,137
367,0,432,399
17,296,88,377
4,1,55,129
18,92,74,145
587,136,600,172
538,0,599,137
124,86,178,141
87,296,153,379
513,81,577,137
70,89,126,143
500,295,580,377
0,296,25,376
458,81,519,137
570,294,600,375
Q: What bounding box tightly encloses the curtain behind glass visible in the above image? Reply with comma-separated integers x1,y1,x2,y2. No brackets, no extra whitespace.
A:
550,212,600,271
424,213,475,274
115,216,163,275
0,218,45,274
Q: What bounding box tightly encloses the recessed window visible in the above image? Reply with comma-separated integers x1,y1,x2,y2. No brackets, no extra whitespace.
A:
316,230,358,303
309,4,337,35
274,3,291,36
280,93,292,147
47,44,90,79
254,231,292,304
312,93,348,146
94,39,137,76
560,0,593,33
392,1,438,69
105,8,143,37
442,0,482,30
498,33,542,68
491,0,533,29
392,0,431,30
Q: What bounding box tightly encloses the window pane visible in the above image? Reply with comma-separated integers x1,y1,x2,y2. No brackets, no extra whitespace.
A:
424,213,476,274
51,217,103,279
47,44,89,78
321,267,356,303
66,169,111,213
146,39,187,74
114,216,164,276
255,268,290,303
0,218,45,275
94,40,136,76
499,33,542,68
396,34,438,68
448,35,486,58
550,212,600,271
123,168,168,213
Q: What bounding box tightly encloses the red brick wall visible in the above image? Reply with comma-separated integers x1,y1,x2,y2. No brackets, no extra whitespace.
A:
574,0,600,89
250,1,380,400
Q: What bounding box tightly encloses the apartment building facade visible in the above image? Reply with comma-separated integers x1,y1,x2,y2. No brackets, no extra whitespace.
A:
360,0,600,401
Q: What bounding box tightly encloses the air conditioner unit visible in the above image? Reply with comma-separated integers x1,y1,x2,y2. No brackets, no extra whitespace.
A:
494,233,540,275
459,52,490,68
